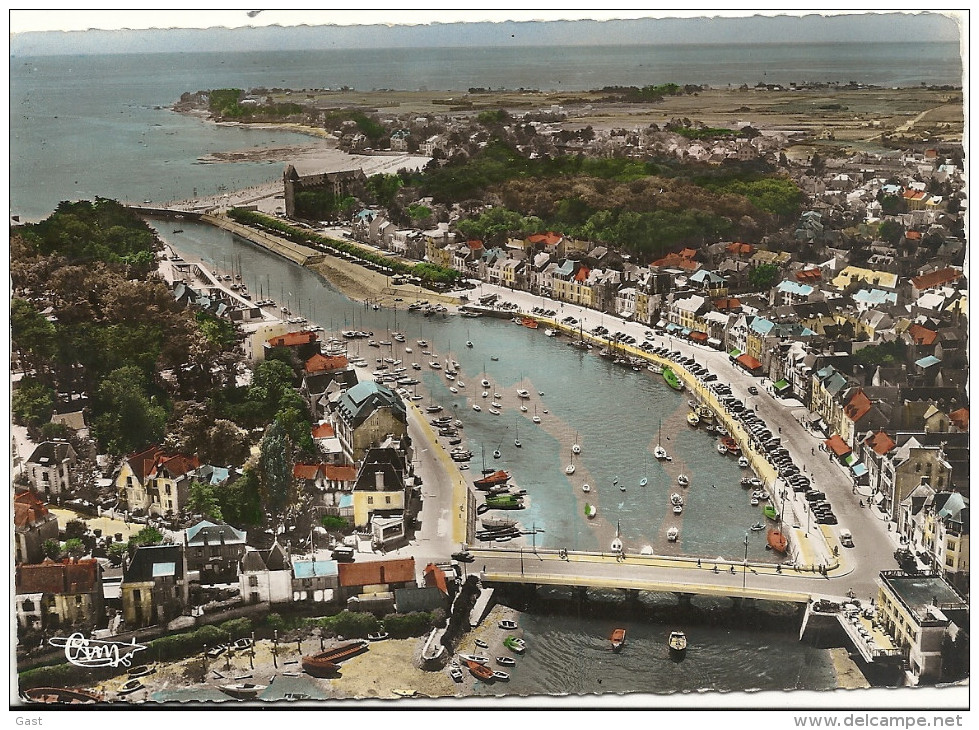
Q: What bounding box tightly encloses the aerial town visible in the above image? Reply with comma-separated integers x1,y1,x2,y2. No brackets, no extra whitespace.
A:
12,77,968,703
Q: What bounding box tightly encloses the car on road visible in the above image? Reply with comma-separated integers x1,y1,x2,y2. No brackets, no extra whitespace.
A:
839,529,854,548
748,386,759,395
817,513,838,525
451,551,475,563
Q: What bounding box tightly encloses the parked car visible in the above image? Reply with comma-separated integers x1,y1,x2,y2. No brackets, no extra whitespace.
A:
452,551,475,563
748,386,759,395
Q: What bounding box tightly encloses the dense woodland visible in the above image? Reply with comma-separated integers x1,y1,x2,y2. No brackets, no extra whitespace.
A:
10,200,317,529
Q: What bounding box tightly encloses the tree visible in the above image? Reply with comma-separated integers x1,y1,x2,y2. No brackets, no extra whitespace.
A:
64,538,86,558
259,420,293,516
878,219,905,245
748,262,779,291
43,539,62,560
92,366,167,456
220,468,264,527
12,377,56,429
11,298,57,373
205,420,251,467
129,526,164,548
188,482,223,522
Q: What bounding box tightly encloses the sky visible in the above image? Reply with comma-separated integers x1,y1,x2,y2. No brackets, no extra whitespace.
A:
7,8,963,34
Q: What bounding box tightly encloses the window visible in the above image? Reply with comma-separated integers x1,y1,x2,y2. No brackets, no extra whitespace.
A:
249,576,258,587
367,496,374,505
21,599,35,612
42,471,50,482
133,589,141,603
385,496,391,504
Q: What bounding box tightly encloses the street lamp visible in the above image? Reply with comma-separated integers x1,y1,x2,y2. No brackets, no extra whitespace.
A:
742,531,749,592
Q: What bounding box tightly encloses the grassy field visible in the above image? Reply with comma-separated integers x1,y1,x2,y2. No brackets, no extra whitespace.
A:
269,86,962,150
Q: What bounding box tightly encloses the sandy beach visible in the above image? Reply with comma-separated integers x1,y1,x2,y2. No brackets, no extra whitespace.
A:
89,599,526,705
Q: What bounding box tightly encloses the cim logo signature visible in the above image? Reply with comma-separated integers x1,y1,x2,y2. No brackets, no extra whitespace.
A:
48,633,148,669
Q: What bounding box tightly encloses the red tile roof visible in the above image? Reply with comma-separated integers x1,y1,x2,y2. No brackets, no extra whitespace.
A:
689,331,709,342
864,430,895,456
125,446,165,482
305,353,348,373
152,454,200,480
574,266,590,283
14,491,50,528
949,408,969,431
324,464,357,482
843,390,872,423
911,268,961,291
905,230,922,240
907,324,937,346
423,563,449,594
337,558,415,587
726,242,754,256
713,297,742,311
467,239,484,251
824,434,851,457
796,268,822,283
16,558,100,595
266,330,317,348
526,232,563,246
293,463,321,480
652,252,700,271
311,423,336,439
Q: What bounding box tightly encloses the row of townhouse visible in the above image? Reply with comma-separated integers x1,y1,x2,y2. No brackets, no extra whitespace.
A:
14,539,453,632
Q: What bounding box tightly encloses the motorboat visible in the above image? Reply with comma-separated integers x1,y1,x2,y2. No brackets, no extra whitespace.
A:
654,445,668,460
670,492,684,506
489,408,501,416
520,405,528,412
481,379,490,388
673,504,683,514
750,496,759,506
499,620,518,630
493,449,502,459
639,477,648,487
752,490,768,501
475,470,510,489
738,456,750,468
582,484,591,493
677,474,689,487
473,404,482,412
494,392,502,399
716,441,729,454
668,630,688,657
610,628,627,652
667,526,679,542
467,341,474,348
584,503,597,519
763,503,779,521
218,683,267,700
491,670,511,682
429,361,441,369
750,522,765,531
450,387,458,393
662,367,684,391
491,401,502,409
482,391,489,398
565,463,575,475
619,484,626,492
517,389,530,399
368,632,390,642
533,415,541,424
687,412,701,427
449,665,463,682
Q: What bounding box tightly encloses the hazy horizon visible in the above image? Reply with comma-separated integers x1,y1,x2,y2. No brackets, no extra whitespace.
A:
10,12,962,57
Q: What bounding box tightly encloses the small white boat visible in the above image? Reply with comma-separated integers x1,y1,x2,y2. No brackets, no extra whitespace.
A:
582,484,591,493
667,526,679,542
496,656,517,667
572,443,581,455
494,392,502,399
489,408,501,415
473,404,482,412
491,670,511,682
481,379,490,387
654,445,668,460
751,521,765,531
482,391,489,398
673,504,683,514
475,639,489,648
458,381,465,388
491,401,502,409
499,620,518,630
585,503,597,519
514,439,522,448
677,474,689,487
716,442,729,454
639,477,648,487
750,497,759,506
565,464,575,475
619,484,626,492
450,387,458,393
494,449,502,459
738,456,749,468
752,490,768,501
532,416,541,424
430,361,441,369
670,492,684,506
517,389,530,399
467,341,474,348
520,405,528,412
